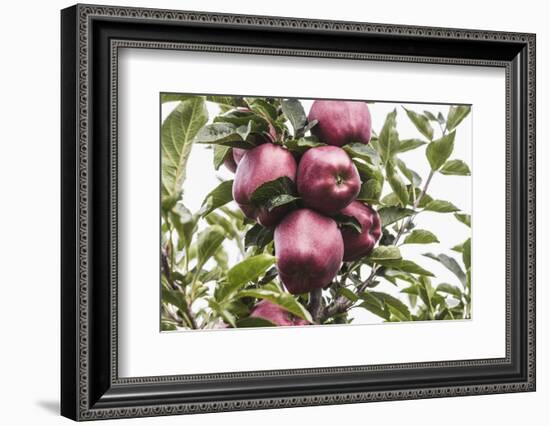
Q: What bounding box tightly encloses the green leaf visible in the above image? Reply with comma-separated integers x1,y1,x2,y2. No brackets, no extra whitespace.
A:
196,225,225,269
214,110,269,134
162,287,188,310
161,321,178,331
437,112,446,125
334,214,363,234
199,267,224,284
398,139,427,153
380,192,401,207
303,119,318,134
446,105,471,131
395,158,421,187
343,143,381,164
199,180,234,217
236,317,277,328
423,253,467,287
440,159,471,176
378,206,415,227
213,145,232,170
358,292,389,320
368,245,402,262
169,202,198,252
206,95,247,108
235,120,253,141
249,176,297,208
436,283,463,299
338,287,359,303
454,213,471,227
378,110,399,163
258,267,278,286
426,131,456,171
353,159,384,183
356,179,383,204
205,212,239,240
244,224,274,250
281,99,307,135
424,199,460,213
161,97,208,199
265,194,300,211
161,93,193,103
384,269,417,285
371,291,412,321
423,111,438,121
227,254,276,292
385,162,409,206
418,276,435,313
195,122,256,149
404,108,433,140
401,285,420,295
285,138,326,154
451,243,464,253
237,289,312,322
403,229,440,244
391,260,434,276
250,98,278,121
208,299,237,328
407,187,433,208
462,238,471,270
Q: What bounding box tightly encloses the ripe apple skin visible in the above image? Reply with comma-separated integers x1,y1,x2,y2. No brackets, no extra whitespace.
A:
250,300,309,326
274,209,344,294
233,143,297,227
339,201,382,261
223,150,238,173
297,146,361,215
232,148,246,165
308,100,372,147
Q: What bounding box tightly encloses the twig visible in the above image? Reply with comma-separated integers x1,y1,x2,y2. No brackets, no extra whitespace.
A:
308,288,323,324
322,267,379,320
161,248,198,329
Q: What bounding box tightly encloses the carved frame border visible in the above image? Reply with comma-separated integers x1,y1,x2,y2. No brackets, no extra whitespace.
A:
62,4,535,420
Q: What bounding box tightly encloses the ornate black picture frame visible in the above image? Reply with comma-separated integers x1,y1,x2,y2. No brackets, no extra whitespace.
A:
61,4,536,421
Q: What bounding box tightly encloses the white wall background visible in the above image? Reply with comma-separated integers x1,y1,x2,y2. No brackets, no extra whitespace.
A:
0,0,546,424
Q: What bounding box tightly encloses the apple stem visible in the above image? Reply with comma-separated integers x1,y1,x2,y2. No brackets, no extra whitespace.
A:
308,288,324,324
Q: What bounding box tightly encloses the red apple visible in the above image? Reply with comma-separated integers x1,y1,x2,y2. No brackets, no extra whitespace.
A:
233,143,297,227
223,150,238,173
249,300,309,326
232,148,246,165
297,146,361,215
308,100,372,146
274,209,344,294
340,201,381,261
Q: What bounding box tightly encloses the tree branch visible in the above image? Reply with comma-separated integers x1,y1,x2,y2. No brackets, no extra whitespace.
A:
308,288,323,324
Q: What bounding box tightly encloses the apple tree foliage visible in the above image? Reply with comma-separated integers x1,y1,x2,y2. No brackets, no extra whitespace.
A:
160,93,471,330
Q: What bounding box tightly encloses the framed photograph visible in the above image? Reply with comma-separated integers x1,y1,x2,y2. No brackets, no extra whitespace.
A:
61,4,536,421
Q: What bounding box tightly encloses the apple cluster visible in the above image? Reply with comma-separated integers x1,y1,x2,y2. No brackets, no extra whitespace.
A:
227,100,382,308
